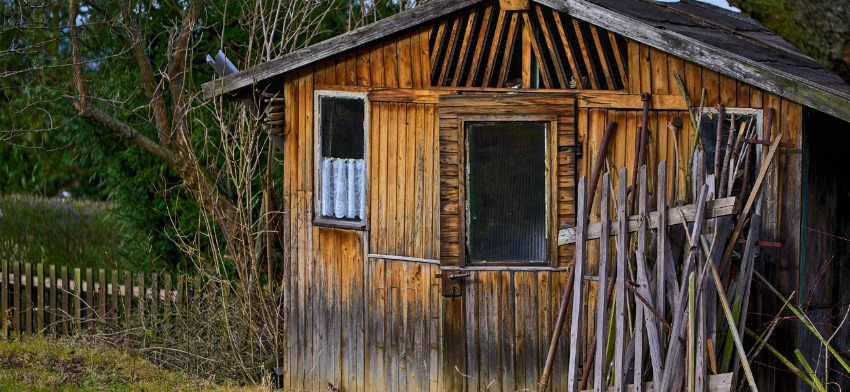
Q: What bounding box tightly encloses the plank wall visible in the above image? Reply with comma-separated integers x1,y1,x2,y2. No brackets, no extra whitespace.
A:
278,5,804,391
574,41,804,391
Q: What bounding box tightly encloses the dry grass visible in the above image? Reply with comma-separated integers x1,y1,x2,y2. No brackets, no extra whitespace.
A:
0,336,267,391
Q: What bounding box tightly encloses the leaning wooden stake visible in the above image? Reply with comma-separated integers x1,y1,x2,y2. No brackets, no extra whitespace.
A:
567,177,588,391
708,260,759,391
539,121,617,392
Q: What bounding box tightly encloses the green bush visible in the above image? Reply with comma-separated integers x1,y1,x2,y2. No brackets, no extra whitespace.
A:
0,194,150,271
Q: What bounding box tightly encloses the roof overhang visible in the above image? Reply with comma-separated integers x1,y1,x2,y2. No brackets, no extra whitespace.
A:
202,0,850,123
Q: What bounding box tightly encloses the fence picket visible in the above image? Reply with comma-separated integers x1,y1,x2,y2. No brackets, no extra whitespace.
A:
567,177,587,391
111,270,119,326
37,263,44,333
151,273,158,327
137,272,145,327
49,265,56,334
124,271,131,328
25,262,32,336
13,262,20,338
61,266,69,334
99,269,106,324
73,268,81,332
594,173,610,392
614,168,628,392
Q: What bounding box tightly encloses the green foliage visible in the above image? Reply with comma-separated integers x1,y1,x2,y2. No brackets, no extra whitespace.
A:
0,194,150,271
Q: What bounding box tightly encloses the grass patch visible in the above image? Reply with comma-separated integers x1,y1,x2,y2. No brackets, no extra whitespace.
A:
0,194,149,271
0,336,263,391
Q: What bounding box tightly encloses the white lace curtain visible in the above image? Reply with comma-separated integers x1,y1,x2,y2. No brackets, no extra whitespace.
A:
320,157,365,220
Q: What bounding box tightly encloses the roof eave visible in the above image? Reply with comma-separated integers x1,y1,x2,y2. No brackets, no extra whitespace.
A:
536,0,850,122
201,0,485,101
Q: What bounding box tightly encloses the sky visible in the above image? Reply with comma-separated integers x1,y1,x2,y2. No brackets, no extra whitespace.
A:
657,0,740,12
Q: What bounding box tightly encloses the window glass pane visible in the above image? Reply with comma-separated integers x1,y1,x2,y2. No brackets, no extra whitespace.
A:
318,94,366,222
699,111,757,175
467,121,547,262
320,96,365,159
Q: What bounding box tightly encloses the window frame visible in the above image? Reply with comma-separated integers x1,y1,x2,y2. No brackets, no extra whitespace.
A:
459,114,559,266
313,90,370,230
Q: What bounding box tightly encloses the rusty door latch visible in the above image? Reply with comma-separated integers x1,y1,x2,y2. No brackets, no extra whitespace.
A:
435,272,469,297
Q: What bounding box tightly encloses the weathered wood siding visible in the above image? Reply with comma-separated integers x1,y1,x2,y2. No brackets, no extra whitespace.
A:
277,3,804,391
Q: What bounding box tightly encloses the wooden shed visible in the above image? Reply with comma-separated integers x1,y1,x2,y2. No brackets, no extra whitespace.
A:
203,0,850,390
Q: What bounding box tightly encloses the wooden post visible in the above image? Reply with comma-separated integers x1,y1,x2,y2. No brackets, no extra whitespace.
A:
61,266,69,335
567,177,587,391
150,273,158,328
164,273,172,330
49,265,56,334
594,173,611,392
85,268,93,329
614,168,628,392
37,263,44,334
124,271,131,328
12,261,20,337
25,262,32,336
73,268,82,332
656,162,668,323
111,270,119,326
98,269,106,324
137,272,145,327
1,259,7,339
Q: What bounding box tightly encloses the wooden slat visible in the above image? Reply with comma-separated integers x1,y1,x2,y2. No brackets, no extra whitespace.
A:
594,173,610,392
437,17,461,86
636,166,664,381
553,11,584,88
62,267,69,334
627,40,640,93
137,272,144,326
11,261,19,337
578,93,687,110
110,270,118,326
608,31,628,89
613,168,628,392
590,25,614,89
37,263,44,333
98,269,106,323
571,17,599,89
586,196,735,239
481,11,507,87
73,268,81,332
522,12,553,88
84,268,92,329
25,262,32,336
49,265,56,334
465,5,494,87
656,162,668,325
497,13,521,88
535,4,568,88
451,10,478,87
123,271,131,328
398,34,414,88
568,178,587,391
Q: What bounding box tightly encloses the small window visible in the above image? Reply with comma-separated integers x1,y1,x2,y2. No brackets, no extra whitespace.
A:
466,121,548,263
315,91,367,228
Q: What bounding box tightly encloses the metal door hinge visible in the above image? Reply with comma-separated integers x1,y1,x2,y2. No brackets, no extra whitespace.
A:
560,141,583,159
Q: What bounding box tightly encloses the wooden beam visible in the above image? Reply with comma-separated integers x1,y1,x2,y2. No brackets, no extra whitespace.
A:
202,0,483,100
585,196,736,240
578,93,687,110
499,0,529,11
535,0,850,123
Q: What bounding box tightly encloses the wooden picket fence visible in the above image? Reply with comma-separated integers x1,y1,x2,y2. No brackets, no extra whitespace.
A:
0,261,198,338
563,162,747,392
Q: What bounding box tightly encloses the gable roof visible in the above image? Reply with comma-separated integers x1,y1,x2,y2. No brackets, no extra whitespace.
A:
202,0,850,123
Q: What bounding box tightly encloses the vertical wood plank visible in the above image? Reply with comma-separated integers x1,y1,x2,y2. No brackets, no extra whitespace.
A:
614,168,628,392
85,268,92,329
151,272,158,328
49,265,56,334
594,173,610,392
25,262,32,336
657,161,668,321
370,44,385,88
627,40,640,93
73,268,81,332
98,269,106,324
111,270,118,326
500,271,516,390
123,271,131,329
37,263,44,334
568,177,587,391
12,262,20,337
398,35,414,88
137,272,145,327
650,48,669,95
163,274,172,331
62,266,69,334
